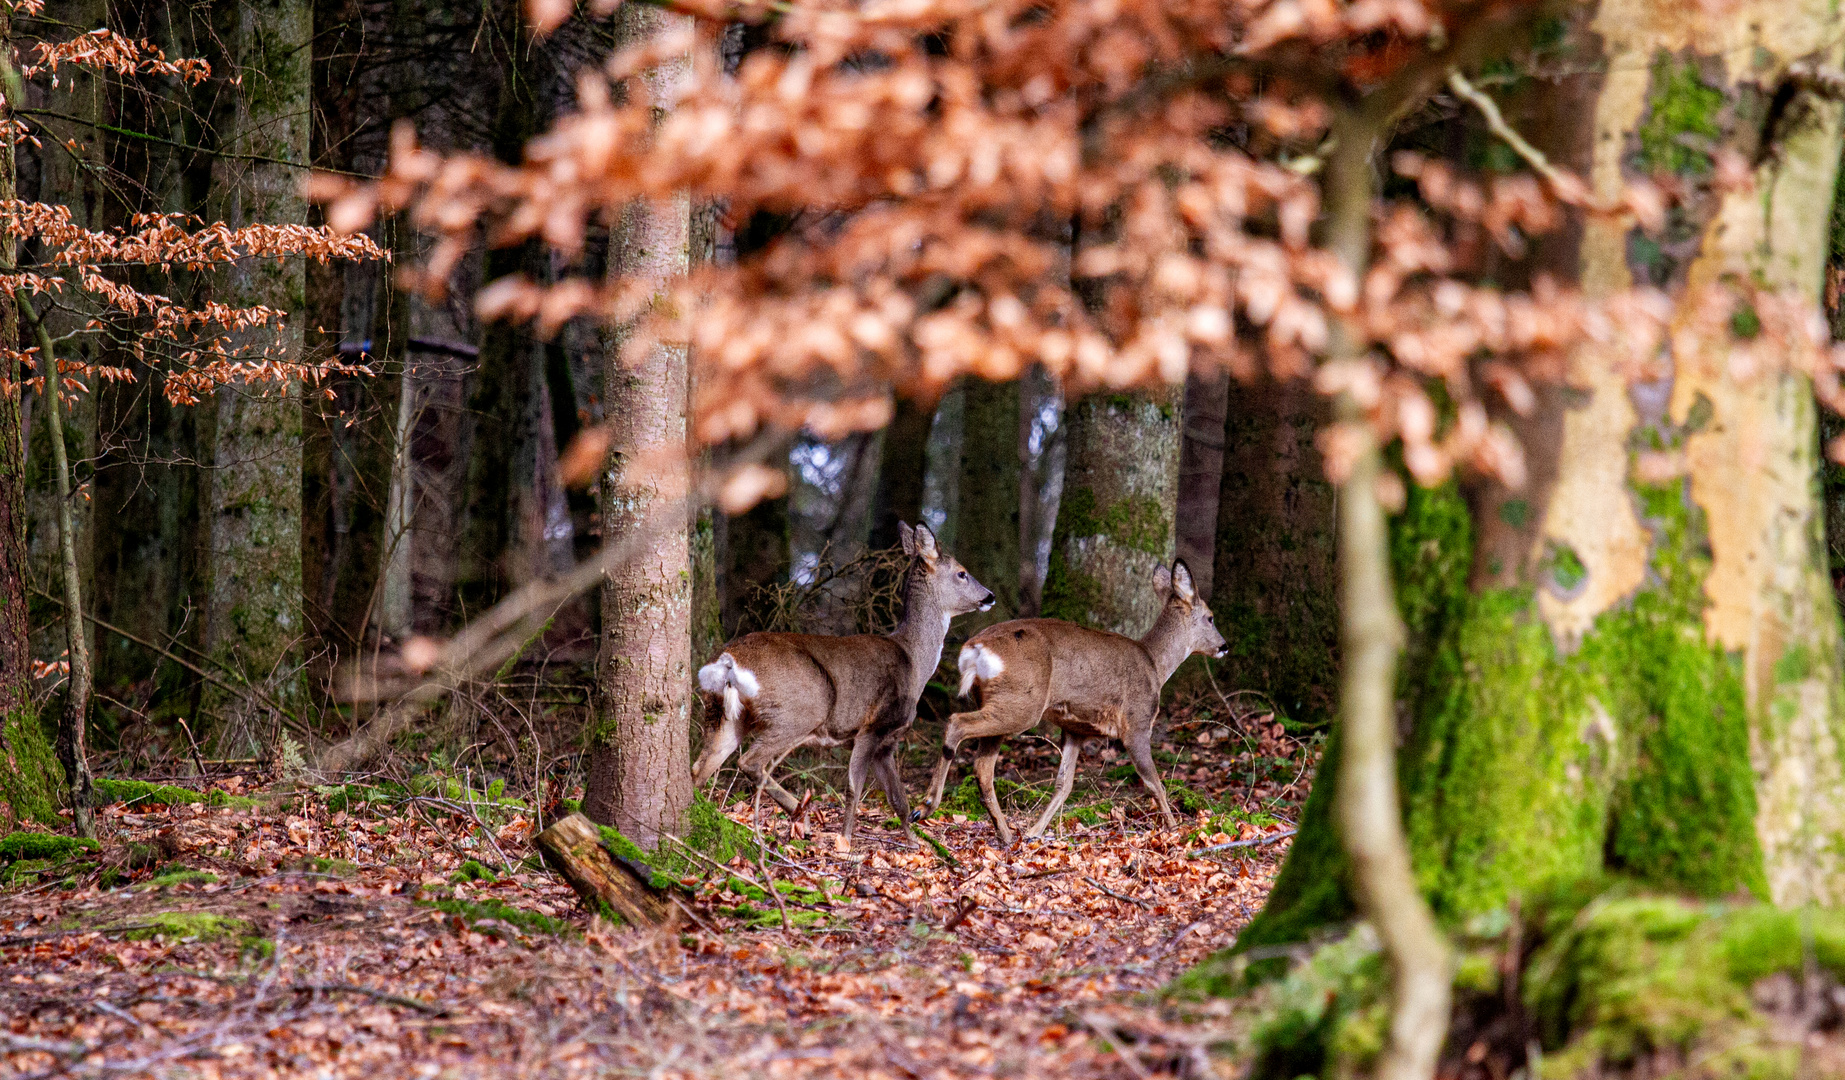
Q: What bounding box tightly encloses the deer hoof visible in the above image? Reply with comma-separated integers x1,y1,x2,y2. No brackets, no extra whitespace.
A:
910,805,930,823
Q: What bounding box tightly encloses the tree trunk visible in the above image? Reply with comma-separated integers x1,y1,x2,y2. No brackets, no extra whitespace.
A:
1241,0,1845,952
718,475,788,636
202,0,312,741
1041,389,1182,635
1175,371,1228,600
869,396,930,553
0,11,59,830
1210,378,1340,724
583,2,695,850
954,378,1021,628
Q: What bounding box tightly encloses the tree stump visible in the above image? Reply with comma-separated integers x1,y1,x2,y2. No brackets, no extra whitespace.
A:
534,813,677,929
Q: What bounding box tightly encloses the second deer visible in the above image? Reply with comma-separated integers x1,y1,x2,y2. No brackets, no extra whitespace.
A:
912,561,1226,846
693,522,993,847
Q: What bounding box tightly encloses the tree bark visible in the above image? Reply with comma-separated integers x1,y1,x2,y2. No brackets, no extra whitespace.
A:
1041,388,1182,636
869,396,930,553
534,812,677,928
1175,371,1228,601
583,1,695,850
954,378,1021,629
1242,0,1845,956
0,15,59,831
202,0,312,740
25,304,95,839
1210,378,1339,724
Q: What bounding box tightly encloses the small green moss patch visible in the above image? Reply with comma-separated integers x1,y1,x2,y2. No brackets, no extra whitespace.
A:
92,778,205,807
124,911,251,942
421,897,570,937
0,831,98,862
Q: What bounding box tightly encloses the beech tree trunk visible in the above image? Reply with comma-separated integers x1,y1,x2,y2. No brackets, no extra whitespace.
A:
1240,0,1845,951
1211,379,1339,723
202,0,312,738
954,378,1021,628
1175,371,1227,600
1041,389,1182,635
0,9,59,830
583,2,695,849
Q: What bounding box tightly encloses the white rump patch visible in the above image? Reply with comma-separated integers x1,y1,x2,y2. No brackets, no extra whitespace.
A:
722,685,744,722
957,643,1005,697
697,652,761,698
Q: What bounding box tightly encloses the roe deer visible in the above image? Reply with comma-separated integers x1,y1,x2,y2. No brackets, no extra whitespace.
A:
913,560,1226,846
692,522,994,846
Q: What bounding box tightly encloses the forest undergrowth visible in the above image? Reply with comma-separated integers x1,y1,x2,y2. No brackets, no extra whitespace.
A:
0,701,1311,1079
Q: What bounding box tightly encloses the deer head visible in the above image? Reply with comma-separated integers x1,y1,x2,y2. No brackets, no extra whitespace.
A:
1154,560,1226,659
900,521,995,617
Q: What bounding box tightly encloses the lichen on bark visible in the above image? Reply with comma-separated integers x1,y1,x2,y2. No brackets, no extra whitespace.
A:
1042,388,1182,635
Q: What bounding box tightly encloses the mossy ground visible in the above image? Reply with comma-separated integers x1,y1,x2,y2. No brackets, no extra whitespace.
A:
1177,888,1845,1080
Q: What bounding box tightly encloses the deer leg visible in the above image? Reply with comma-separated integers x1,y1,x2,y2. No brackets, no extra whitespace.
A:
872,744,917,844
737,742,804,817
691,711,743,790
1024,732,1084,840
913,714,975,822
1126,729,1177,829
969,738,1013,847
841,730,880,847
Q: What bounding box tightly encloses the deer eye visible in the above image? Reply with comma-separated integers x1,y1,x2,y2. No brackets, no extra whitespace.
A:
957,570,968,580
1205,612,1214,622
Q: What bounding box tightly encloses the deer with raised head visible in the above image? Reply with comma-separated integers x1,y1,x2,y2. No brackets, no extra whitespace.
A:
912,560,1226,846
693,522,994,846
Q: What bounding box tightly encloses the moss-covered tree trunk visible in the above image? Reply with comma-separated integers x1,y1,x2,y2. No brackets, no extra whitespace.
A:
953,378,1022,629
0,6,59,830
202,0,311,739
1239,0,1845,951
1042,389,1182,635
583,2,695,850
1211,378,1339,724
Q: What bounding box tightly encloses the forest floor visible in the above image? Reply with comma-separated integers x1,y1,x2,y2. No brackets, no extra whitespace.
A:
0,709,1313,1079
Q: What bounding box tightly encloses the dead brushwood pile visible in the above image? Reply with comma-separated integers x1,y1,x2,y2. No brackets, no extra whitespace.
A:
0,722,1309,1078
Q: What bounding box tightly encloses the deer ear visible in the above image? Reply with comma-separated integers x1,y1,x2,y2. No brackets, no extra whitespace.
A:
1172,560,1196,602
899,521,916,557
913,522,940,560
1153,564,1173,599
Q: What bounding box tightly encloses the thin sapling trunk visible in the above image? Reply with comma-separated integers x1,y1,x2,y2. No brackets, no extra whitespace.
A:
21,301,94,840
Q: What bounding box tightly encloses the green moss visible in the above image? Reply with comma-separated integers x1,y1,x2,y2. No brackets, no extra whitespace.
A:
1235,460,1765,961
92,778,205,807
0,831,98,862
124,911,251,942
596,826,682,891
1052,488,1172,558
421,896,571,937
0,705,59,827
1525,897,1799,1079
680,796,758,866
1039,543,1106,624
142,867,220,888
286,856,358,877
1636,53,1725,177
449,860,500,884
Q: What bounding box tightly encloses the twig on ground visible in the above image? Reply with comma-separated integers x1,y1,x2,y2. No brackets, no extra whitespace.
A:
291,981,445,1015
1081,1012,1154,1080
1083,877,1149,908
1194,827,1296,855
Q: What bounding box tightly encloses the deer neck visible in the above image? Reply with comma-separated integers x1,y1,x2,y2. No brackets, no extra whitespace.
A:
1138,606,1192,687
890,583,950,705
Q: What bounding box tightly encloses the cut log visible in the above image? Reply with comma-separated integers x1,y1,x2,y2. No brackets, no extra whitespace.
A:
534,813,678,929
